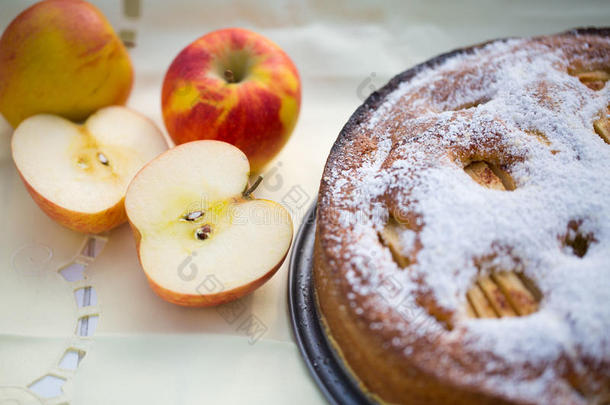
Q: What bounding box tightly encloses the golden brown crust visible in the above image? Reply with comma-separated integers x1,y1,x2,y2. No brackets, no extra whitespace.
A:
314,28,610,405
314,232,514,405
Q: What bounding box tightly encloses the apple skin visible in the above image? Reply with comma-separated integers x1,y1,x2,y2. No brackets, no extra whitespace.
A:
0,0,133,128
12,107,168,234
124,140,294,307
129,220,291,307
20,173,127,234
147,255,288,307
161,28,301,173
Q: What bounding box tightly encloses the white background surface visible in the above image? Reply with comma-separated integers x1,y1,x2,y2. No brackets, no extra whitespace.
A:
1,0,609,404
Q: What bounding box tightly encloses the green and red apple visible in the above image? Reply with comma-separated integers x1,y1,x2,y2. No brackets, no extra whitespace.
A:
161,28,301,173
0,0,133,128
125,140,293,306
11,107,168,233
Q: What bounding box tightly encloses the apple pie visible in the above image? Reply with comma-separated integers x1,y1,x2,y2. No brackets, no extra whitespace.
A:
314,28,610,404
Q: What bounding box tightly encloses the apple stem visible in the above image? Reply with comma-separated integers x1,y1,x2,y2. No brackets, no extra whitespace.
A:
224,69,236,83
243,175,263,198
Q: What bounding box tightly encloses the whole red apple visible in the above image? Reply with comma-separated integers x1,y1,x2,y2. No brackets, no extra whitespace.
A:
0,0,133,128
161,28,301,173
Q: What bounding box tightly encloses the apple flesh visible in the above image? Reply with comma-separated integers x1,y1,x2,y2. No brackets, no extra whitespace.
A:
125,140,293,306
0,0,133,128
11,106,168,233
161,27,301,173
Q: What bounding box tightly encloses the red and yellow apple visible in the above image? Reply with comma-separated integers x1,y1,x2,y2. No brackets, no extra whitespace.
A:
161,28,301,173
11,107,168,233
0,0,133,128
125,140,293,306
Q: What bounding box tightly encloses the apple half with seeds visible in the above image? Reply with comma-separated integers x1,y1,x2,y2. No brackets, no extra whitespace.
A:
124,140,293,307
11,106,168,233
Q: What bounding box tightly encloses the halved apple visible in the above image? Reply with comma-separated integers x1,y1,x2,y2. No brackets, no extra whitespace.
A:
11,106,168,233
124,140,293,307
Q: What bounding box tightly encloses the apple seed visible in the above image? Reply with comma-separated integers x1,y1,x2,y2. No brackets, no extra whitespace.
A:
195,224,212,240
184,210,204,221
97,152,109,166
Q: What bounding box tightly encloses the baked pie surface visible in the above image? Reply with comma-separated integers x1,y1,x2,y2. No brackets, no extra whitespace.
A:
314,29,610,404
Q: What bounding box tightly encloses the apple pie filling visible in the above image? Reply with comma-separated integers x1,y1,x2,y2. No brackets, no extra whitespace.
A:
466,270,541,318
